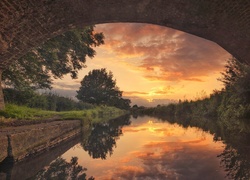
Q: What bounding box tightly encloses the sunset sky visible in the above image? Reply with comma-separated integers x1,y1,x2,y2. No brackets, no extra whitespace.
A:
52,23,231,107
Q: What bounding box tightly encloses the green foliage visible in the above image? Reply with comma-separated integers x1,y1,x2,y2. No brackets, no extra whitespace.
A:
2,26,104,90
1,88,128,122
58,106,127,123
0,104,57,120
76,68,131,109
3,88,36,105
219,57,244,90
0,104,127,122
133,57,250,131
218,57,250,121
3,88,94,111
76,68,120,104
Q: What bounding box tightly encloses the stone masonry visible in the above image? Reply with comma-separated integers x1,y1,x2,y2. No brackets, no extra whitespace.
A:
0,0,249,69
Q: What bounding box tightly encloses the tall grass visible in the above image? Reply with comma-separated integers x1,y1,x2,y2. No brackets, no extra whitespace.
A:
0,104,128,123
0,104,57,120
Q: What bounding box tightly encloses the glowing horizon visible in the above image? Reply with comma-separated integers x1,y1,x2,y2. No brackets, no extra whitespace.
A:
52,23,231,107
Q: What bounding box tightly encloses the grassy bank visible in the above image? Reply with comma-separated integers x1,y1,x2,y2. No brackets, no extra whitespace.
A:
0,104,128,126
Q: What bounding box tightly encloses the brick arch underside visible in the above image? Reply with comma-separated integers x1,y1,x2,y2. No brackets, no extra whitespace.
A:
0,0,249,69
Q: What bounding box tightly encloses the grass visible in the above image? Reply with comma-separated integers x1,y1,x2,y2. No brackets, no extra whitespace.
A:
0,104,128,124
0,104,57,120
59,106,127,123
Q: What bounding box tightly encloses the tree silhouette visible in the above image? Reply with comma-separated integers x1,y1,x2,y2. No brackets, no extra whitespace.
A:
76,68,130,109
34,156,94,180
81,115,131,159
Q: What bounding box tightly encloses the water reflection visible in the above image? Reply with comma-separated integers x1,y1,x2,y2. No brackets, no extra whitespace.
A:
0,135,14,180
218,145,250,179
62,116,227,179
81,115,131,159
0,134,81,180
151,114,250,180
34,157,94,180
1,114,250,179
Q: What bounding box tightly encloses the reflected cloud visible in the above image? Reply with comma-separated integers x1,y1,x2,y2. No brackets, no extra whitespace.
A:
123,121,177,137
112,140,226,179
61,116,227,180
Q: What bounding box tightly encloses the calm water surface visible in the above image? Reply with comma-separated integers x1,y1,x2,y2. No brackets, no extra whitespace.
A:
5,115,249,179
36,116,228,179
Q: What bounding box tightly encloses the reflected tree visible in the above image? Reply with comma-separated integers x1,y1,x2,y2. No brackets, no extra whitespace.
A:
218,145,250,179
81,115,131,159
0,135,14,180
134,105,250,179
33,157,94,180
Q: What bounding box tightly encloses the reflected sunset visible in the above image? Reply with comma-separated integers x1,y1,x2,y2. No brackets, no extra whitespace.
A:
62,116,226,179
52,23,231,107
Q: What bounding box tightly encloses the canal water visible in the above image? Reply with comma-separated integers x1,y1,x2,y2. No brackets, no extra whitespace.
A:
61,116,226,179
1,115,250,179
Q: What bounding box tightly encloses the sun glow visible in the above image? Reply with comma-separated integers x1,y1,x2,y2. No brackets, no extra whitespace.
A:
147,120,157,133
53,23,231,106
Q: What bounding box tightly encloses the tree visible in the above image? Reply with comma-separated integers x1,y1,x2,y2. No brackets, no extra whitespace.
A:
219,57,244,90
218,57,250,120
76,68,130,109
35,156,94,180
0,26,104,109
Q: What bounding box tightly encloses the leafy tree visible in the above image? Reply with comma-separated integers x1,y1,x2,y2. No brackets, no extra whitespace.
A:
219,57,245,90
2,26,104,90
108,96,131,110
3,88,95,111
218,57,250,120
76,68,130,109
0,26,104,110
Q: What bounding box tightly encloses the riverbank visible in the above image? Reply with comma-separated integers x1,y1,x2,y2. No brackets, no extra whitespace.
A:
0,120,81,162
0,104,128,127
0,104,128,163
0,104,129,165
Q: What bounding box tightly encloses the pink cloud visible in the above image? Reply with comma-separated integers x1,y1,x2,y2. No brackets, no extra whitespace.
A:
110,140,226,179
96,23,231,82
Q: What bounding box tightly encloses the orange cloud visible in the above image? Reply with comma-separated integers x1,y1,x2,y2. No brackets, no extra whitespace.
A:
110,139,226,179
124,86,175,97
96,23,231,82
123,91,148,96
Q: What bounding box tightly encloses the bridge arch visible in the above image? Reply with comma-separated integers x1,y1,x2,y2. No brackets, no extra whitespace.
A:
0,0,249,68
